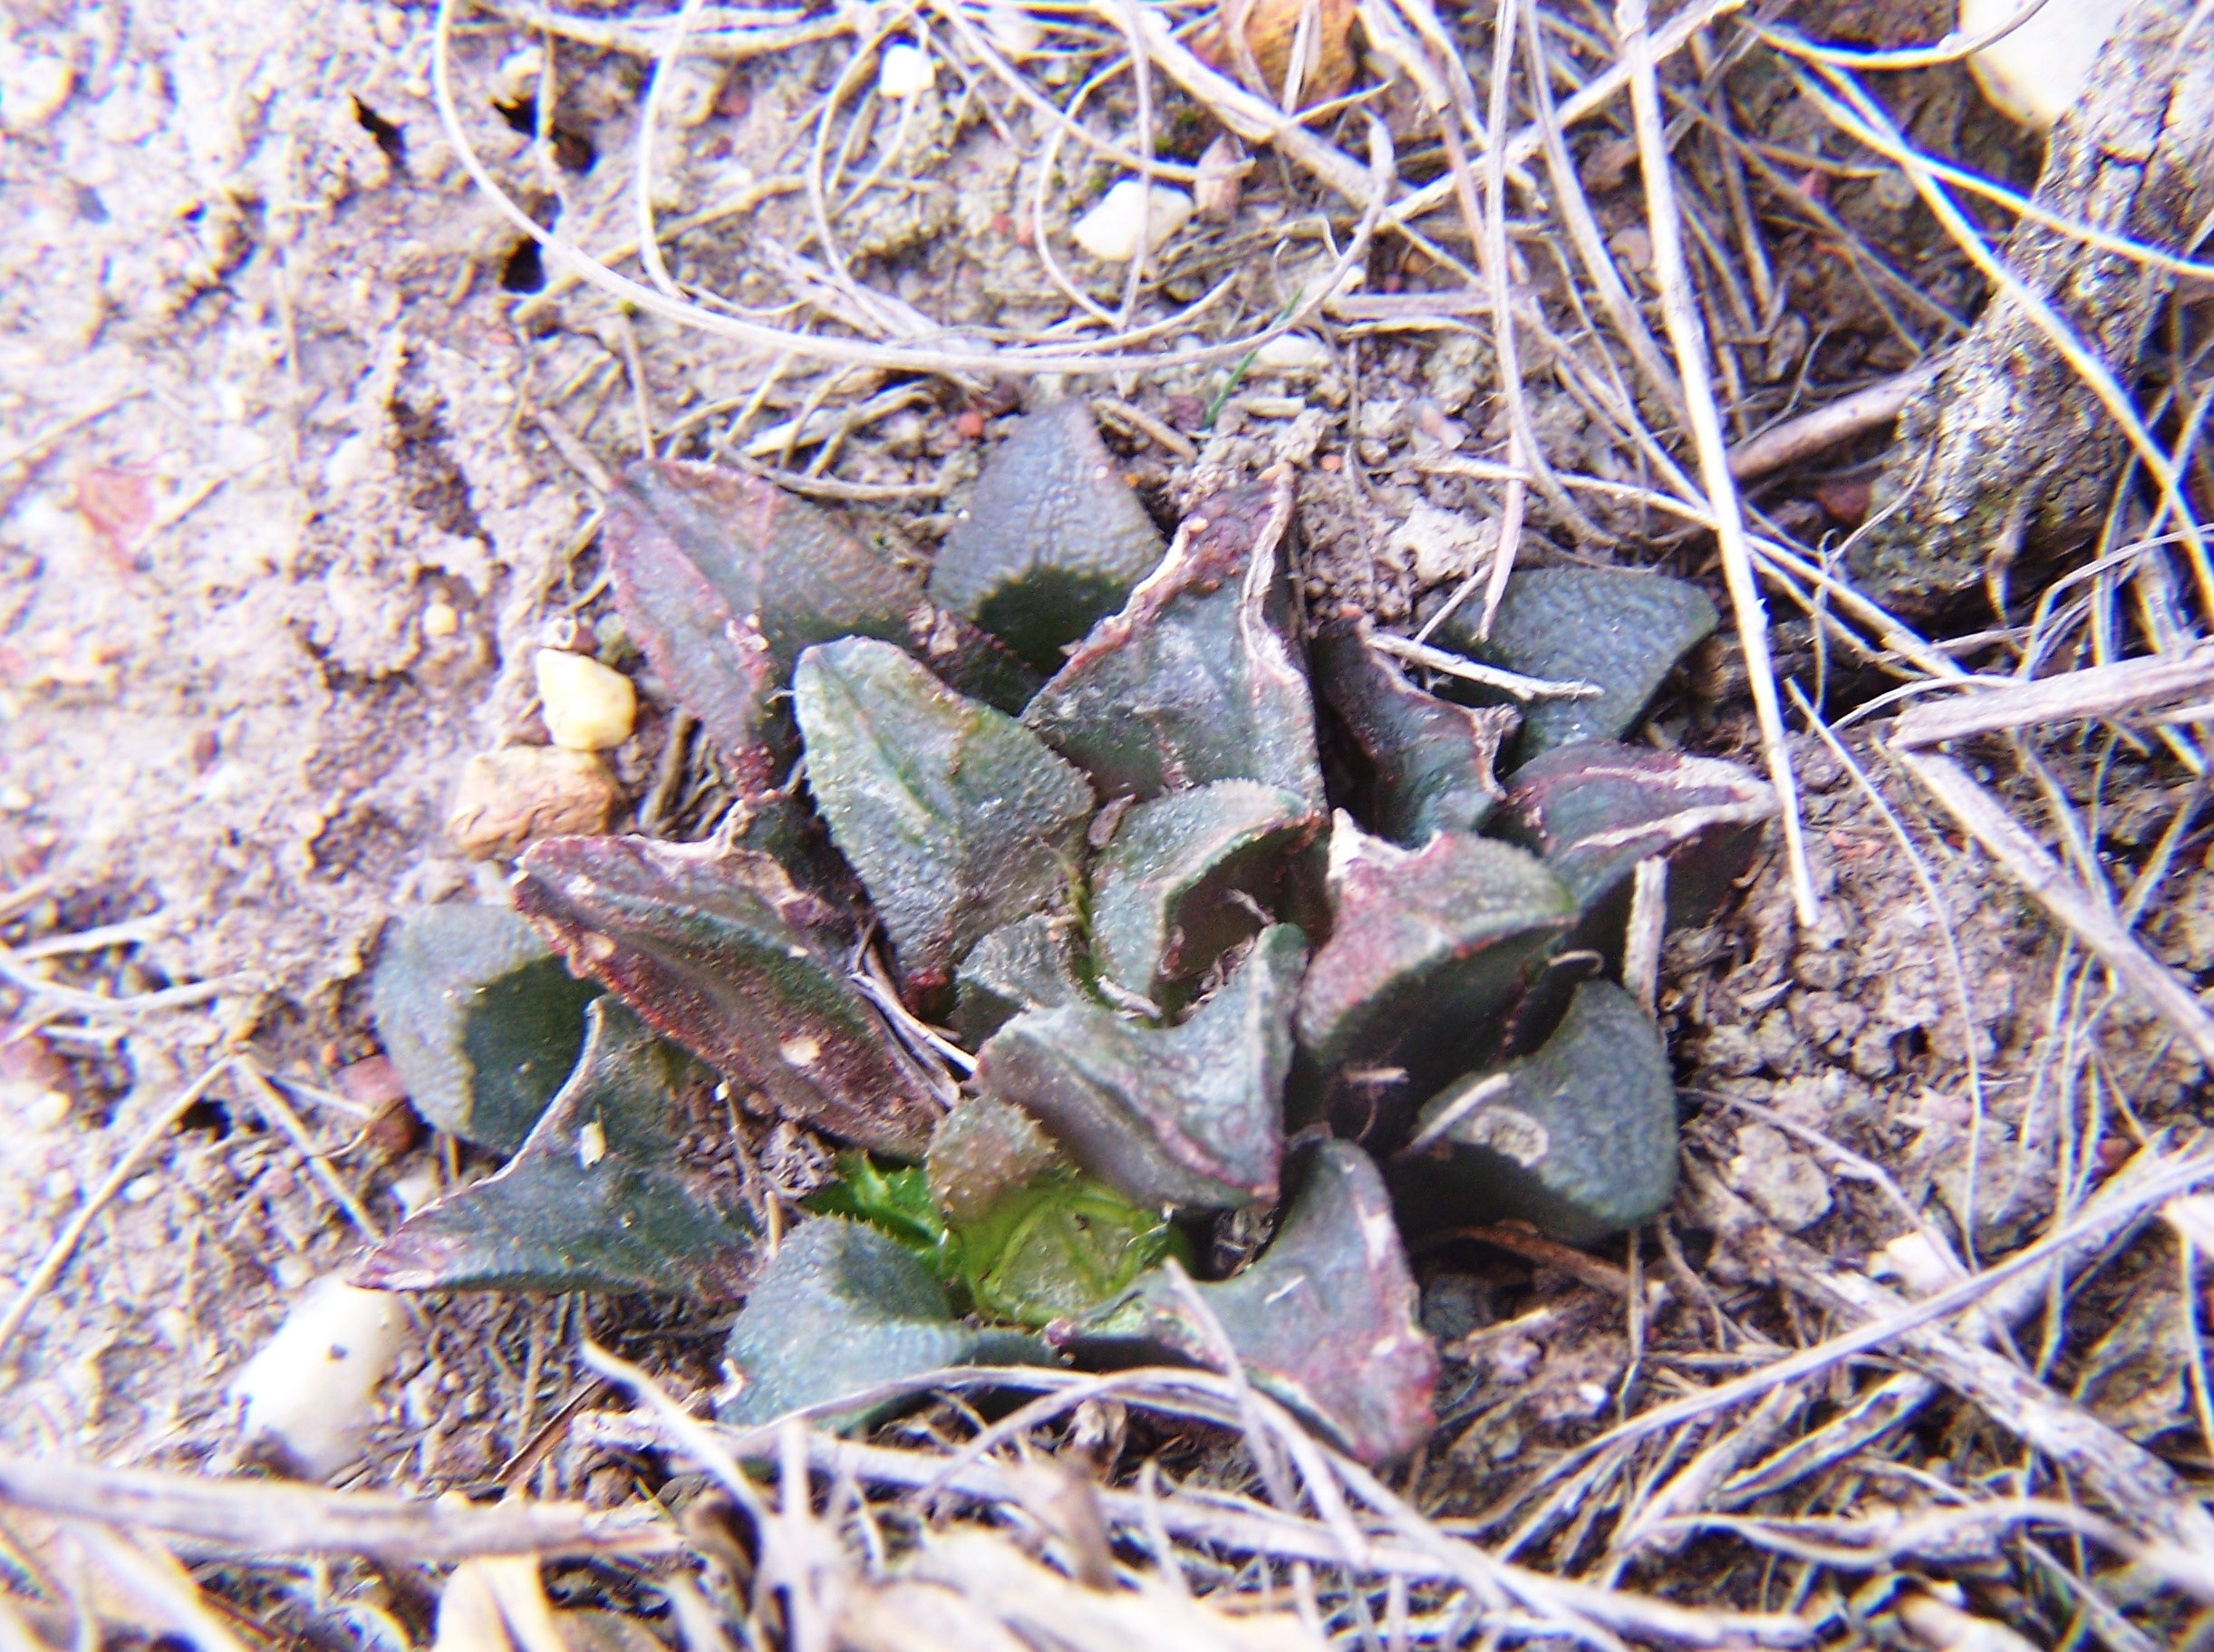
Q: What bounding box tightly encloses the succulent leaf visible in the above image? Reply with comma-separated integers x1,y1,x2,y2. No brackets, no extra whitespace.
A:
952,914,1089,1047
515,834,942,1156
604,460,1037,796
1022,468,1323,810
1392,981,1677,1244
1049,1141,1437,1464
928,401,1168,672
370,903,603,1154
1091,780,1320,1010
1294,826,1573,1135
793,638,1095,1000
1311,621,1517,845
1434,567,1717,761
977,924,1305,1210
925,1092,1064,1225
355,1000,757,1298
719,1218,1044,1431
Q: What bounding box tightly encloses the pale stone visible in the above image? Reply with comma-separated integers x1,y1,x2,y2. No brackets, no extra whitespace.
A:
535,646,636,750
877,42,935,100
231,1278,408,1480
1071,180,1195,263
1252,332,1331,374
1960,0,2124,128
1393,503,1497,586
1726,1122,1832,1232
447,745,621,858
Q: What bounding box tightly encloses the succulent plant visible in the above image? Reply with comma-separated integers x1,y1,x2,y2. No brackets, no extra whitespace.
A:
363,451,1770,1467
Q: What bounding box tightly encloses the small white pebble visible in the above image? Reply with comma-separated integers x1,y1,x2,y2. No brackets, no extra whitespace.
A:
578,1118,607,1169
877,42,935,100
232,1277,408,1480
1071,179,1195,264
535,647,636,750
389,1166,442,1218
1960,0,2124,127
24,1088,70,1132
122,1174,161,1204
0,786,33,813
1252,332,1331,374
421,600,459,640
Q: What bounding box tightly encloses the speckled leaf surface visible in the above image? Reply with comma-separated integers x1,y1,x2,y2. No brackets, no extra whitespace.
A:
370,903,602,1154
928,401,1167,672
1312,622,1517,845
1392,981,1677,1244
719,1218,1044,1431
355,1000,757,1299
1494,741,1775,932
604,461,1036,794
1295,826,1573,1135
1049,1142,1437,1464
977,924,1305,1210
1091,780,1320,1009
952,914,1089,1047
1021,469,1323,809
794,638,1094,1000
515,834,941,1156
926,1092,1064,1224
1435,567,1716,760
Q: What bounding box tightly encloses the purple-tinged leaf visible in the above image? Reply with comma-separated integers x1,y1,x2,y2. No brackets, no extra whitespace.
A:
928,400,1168,672
1021,467,1323,809
1312,620,1517,845
719,1217,1044,1431
370,904,602,1154
604,460,1037,794
1493,741,1775,961
977,925,1305,1211
1049,1141,1437,1464
355,1000,757,1299
515,834,942,1156
1392,981,1677,1244
952,915,1089,1047
1294,825,1572,1137
1090,780,1320,1010
794,638,1094,1003
1434,566,1716,762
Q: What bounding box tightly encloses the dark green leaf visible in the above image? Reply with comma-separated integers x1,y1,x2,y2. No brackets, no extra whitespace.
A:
1294,827,1572,1136
977,925,1305,1210
952,914,1089,1047
1312,620,1516,845
1491,741,1775,965
515,834,943,1156
1434,567,1716,761
1391,981,1677,1244
1022,469,1323,810
355,1000,757,1297
928,401,1168,672
1049,1142,1436,1464
719,1218,1044,1431
371,903,603,1154
794,638,1095,1001
1090,780,1320,1010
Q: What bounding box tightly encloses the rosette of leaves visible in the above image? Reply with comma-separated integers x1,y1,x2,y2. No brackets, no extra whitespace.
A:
360,429,1764,1464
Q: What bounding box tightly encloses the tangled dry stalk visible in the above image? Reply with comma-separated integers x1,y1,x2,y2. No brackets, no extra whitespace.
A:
6,0,2214,1646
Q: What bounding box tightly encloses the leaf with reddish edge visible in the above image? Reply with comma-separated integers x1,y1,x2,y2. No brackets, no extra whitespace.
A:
1049,1141,1437,1465
1491,740,1775,965
1391,980,1677,1245
952,914,1088,1048
355,1000,759,1299
977,924,1304,1211
515,834,941,1157
1021,467,1323,810
719,1217,1045,1431
604,460,1038,794
1433,566,1716,764
1293,823,1572,1140
927,400,1167,673
1311,619,1518,845
794,638,1094,1004
1090,779,1320,1011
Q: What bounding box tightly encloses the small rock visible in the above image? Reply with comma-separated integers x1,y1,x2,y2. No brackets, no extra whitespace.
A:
1726,1122,1832,1232
1392,504,1495,587
232,1277,408,1480
1252,332,1331,375
877,41,934,99
1194,132,1248,222
421,600,459,640
447,745,622,858
1962,0,2123,128
1071,179,1195,264
535,647,636,750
